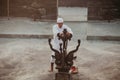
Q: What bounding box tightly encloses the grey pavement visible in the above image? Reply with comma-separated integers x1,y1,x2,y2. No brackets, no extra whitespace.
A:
0,18,120,40
0,38,119,80
0,18,120,80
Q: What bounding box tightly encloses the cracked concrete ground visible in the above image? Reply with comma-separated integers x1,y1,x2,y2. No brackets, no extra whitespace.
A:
0,38,119,80
0,17,120,80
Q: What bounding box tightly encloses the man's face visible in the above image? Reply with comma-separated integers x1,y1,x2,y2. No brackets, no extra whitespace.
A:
57,23,63,28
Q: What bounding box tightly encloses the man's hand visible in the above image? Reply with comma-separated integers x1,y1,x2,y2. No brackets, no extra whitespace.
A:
66,32,72,40
60,32,71,37
66,32,71,37
57,33,63,40
60,33,64,37
57,32,72,40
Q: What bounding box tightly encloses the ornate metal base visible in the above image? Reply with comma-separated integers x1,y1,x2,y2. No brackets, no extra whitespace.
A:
55,72,72,80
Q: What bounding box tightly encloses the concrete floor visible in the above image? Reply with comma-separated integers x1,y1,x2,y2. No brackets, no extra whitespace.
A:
0,38,120,80
0,17,120,80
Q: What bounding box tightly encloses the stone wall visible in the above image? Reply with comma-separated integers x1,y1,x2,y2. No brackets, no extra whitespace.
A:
59,0,87,7
0,0,119,20
0,0,57,20
59,0,120,20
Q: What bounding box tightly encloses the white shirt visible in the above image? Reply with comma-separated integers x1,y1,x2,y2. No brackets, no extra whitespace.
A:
52,24,73,51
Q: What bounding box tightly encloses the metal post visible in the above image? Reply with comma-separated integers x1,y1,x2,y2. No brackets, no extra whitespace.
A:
7,0,10,20
57,0,58,18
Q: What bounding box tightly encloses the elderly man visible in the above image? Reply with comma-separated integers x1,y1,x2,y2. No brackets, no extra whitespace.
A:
49,18,73,72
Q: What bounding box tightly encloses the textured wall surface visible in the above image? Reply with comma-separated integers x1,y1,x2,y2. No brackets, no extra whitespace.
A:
59,0,120,20
0,0,119,20
58,7,88,21
0,0,7,16
0,0,57,20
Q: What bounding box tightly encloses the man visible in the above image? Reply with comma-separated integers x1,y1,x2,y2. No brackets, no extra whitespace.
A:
49,18,73,72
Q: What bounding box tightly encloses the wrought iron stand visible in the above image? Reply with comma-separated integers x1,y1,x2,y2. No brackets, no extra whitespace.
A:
48,29,81,80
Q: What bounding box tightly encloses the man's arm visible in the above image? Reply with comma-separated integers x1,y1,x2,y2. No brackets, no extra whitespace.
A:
66,26,73,39
67,28,73,35
53,25,59,37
